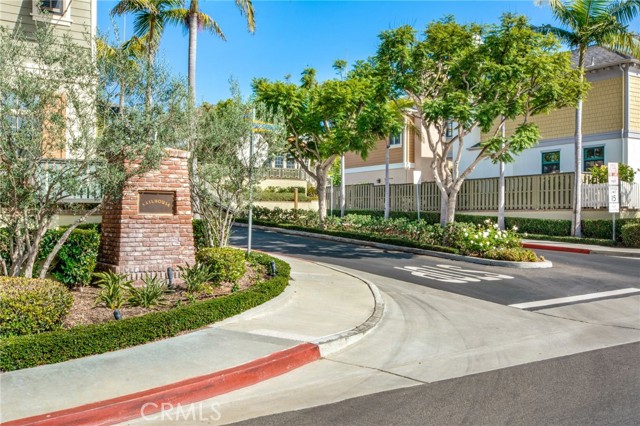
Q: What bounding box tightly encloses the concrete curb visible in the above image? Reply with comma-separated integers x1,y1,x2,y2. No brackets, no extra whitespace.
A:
521,242,591,255
311,263,386,357
244,224,553,269
0,344,321,426
521,242,640,258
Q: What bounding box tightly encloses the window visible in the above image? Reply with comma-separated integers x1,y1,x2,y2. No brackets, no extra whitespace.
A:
274,155,283,168
32,0,71,25
584,146,605,171
541,151,560,174
286,156,295,169
389,132,402,147
445,121,454,138
40,0,64,15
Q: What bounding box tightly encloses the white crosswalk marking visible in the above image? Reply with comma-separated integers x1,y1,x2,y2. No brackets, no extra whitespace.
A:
509,288,640,309
395,264,514,284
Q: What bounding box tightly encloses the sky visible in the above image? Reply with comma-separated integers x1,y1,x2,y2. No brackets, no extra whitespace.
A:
97,1,640,105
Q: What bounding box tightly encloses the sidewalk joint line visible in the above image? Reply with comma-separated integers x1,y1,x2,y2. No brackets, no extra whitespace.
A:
324,358,430,385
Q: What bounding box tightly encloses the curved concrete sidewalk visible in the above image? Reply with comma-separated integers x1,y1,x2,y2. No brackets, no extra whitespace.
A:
0,255,383,426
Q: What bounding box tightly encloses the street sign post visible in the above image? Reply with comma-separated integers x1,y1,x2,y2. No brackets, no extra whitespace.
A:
607,162,619,240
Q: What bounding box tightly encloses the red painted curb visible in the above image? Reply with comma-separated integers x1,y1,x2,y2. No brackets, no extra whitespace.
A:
1,343,321,426
522,243,591,254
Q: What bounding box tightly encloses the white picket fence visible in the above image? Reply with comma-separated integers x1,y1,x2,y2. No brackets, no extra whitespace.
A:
582,182,640,209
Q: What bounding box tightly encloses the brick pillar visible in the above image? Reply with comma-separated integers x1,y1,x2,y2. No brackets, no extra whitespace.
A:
97,148,195,281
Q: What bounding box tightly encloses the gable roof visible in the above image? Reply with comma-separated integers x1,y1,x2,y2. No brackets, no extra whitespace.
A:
573,45,638,70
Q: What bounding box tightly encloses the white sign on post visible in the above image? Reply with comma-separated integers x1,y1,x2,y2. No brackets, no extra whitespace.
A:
608,162,619,186
609,187,620,213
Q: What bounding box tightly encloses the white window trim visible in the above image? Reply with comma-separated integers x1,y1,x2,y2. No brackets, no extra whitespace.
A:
31,1,72,27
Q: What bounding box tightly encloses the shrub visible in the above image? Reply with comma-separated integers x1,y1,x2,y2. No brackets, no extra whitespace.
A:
0,254,290,371
38,228,100,287
483,247,540,262
126,275,167,308
621,223,640,248
192,219,207,250
93,271,130,310
442,220,522,256
178,263,215,293
0,277,73,337
506,217,572,237
196,247,247,285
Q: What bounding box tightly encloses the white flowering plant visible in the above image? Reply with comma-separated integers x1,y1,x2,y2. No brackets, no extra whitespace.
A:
444,220,522,256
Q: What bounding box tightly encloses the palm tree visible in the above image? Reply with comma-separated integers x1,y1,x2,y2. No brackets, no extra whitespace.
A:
175,1,255,100
537,0,640,237
96,37,144,113
111,0,184,107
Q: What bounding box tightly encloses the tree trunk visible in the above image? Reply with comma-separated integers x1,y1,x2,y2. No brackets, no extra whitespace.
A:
317,168,327,225
188,13,198,100
439,190,448,227
445,190,458,224
23,222,50,278
572,47,586,238
39,204,101,279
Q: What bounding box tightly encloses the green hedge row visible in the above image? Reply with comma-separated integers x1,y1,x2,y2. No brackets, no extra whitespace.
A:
328,209,640,242
248,219,460,255
0,253,290,372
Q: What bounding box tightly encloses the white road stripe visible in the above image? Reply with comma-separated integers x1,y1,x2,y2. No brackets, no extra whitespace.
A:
510,288,640,309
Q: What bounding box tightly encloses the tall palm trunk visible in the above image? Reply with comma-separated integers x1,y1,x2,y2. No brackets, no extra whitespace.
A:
188,12,197,99
572,46,585,237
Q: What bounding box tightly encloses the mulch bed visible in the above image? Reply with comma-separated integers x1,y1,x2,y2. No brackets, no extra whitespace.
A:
62,263,263,328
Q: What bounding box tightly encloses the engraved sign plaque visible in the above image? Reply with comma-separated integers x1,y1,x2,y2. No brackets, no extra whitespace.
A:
139,191,175,215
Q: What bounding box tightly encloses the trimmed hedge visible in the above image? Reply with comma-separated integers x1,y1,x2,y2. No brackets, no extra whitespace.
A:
0,252,290,372
621,223,640,248
523,234,616,247
249,219,460,255
0,277,73,338
196,247,247,284
328,209,640,241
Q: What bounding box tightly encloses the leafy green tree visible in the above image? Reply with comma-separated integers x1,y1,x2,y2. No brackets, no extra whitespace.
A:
536,0,640,237
375,14,584,225
193,85,285,247
589,163,636,183
0,25,190,278
253,64,404,223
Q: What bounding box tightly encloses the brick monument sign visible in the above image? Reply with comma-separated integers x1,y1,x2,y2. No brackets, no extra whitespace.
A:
97,148,195,281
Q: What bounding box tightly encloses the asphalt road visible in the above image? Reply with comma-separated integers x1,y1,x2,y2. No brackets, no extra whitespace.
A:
232,342,640,426
231,226,640,307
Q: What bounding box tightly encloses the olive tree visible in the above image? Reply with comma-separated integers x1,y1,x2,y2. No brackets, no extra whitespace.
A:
192,85,285,247
375,14,585,224
0,25,190,277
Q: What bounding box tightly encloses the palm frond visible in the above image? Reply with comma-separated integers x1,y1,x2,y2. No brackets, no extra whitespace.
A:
111,0,156,17
235,0,256,33
535,24,581,46
600,31,640,59
607,0,640,25
163,8,190,31
198,13,225,40
547,0,580,30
